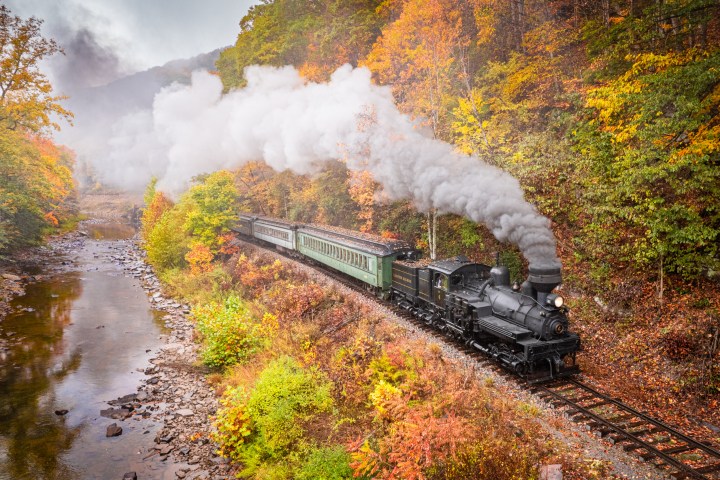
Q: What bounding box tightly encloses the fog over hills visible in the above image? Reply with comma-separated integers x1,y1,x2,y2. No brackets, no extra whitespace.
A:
58,49,222,188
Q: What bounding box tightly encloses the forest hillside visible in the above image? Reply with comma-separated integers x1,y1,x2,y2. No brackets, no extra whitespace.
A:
209,0,720,402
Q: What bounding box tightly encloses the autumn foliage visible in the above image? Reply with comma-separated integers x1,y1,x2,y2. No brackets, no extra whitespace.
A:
141,189,173,241
210,0,720,417
185,243,215,275
0,6,77,255
0,131,77,253
218,0,720,281
186,244,611,479
135,1,720,477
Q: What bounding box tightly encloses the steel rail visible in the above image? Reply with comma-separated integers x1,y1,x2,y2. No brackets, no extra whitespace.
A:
566,379,720,460
537,379,720,479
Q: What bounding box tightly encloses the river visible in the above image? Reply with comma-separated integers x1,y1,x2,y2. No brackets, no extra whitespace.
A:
0,222,178,479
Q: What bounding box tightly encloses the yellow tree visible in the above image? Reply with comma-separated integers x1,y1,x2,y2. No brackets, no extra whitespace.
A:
0,6,75,253
363,0,464,140
348,169,379,233
363,0,471,258
0,6,71,133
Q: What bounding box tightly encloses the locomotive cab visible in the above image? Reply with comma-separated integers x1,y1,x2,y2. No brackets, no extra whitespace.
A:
427,256,490,309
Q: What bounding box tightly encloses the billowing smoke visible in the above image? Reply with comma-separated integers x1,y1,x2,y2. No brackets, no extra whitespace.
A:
101,65,559,266
50,26,127,90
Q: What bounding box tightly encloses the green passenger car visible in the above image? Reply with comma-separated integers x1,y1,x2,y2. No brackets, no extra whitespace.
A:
296,225,415,293
251,216,297,250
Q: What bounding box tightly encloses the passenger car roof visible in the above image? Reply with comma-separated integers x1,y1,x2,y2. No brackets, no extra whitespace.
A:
298,224,412,256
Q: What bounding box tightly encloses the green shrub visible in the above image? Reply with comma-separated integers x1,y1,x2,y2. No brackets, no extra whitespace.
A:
245,356,333,456
213,385,252,458
184,170,239,252
159,265,234,305
146,206,189,272
296,446,352,480
499,250,523,284
214,356,334,478
193,294,265,368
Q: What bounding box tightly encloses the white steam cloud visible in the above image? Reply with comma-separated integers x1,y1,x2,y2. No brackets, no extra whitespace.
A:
100,64,559,266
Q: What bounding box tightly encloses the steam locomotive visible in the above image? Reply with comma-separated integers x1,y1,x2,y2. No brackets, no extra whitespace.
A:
233,214,580,381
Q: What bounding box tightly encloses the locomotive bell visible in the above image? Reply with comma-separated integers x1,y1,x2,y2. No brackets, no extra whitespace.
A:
526,263,562,305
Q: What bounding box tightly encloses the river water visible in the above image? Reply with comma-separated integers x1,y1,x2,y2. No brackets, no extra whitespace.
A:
0,223,175,479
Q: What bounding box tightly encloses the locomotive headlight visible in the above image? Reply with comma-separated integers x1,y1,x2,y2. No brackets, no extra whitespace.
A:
546,293,564,308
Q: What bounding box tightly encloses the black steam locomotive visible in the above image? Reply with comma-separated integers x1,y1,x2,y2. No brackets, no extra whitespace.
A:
392,256,579,381
234,215,580,381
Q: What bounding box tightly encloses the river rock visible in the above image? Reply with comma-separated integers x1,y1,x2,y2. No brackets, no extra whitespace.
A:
109,393,138,405
122,473,137,480
1,274,21,281
101,407,133,420
175,409,193,417
106,423,123,437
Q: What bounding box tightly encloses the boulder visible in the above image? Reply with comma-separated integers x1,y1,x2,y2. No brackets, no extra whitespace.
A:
106,423,123,437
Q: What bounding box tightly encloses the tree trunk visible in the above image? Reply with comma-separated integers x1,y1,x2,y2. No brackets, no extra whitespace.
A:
510,0,525,51
433,208,437,260
573,0,579,28
427,209,438,260
658,254,664,305
602,0,610,27
457,46,492,153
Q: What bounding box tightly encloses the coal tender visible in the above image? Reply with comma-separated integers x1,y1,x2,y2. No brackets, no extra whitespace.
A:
391,255,580,382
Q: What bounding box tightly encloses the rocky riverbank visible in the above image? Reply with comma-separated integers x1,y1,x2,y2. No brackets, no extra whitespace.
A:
108,239,234,480
0,222,232,479
0,231,83,321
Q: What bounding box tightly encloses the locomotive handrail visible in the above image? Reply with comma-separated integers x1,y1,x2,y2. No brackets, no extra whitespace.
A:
476,278,493,297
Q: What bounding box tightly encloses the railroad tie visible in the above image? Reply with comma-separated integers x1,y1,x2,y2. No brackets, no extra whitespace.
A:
694,462,720,474
583,399,612,410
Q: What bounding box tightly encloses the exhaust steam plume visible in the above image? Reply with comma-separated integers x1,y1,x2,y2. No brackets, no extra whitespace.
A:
101,65,560,267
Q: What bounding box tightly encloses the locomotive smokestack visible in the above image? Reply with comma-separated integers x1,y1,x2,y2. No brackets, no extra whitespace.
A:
526,263,562,305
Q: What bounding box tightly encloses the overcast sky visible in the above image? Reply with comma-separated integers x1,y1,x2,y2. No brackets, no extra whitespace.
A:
5,0,258,84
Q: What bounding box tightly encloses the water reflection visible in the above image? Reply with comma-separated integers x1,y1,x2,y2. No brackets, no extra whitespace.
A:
0,231,170,479
0,277,83,479
83,222,137,241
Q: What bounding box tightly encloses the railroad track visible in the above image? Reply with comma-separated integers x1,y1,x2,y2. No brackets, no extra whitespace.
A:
239,238,720,479
532,380,720,480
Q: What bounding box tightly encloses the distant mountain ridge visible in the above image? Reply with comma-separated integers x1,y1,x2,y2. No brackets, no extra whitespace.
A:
68,48,223,115
58,48,223,188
